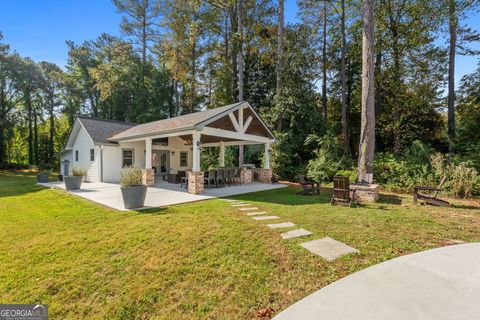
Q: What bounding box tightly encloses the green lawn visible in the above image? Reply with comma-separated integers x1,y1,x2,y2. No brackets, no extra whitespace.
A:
1,172,480,319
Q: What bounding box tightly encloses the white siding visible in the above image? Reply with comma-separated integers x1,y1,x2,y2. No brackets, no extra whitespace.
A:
71,126,99,182
167,137,192,173
102,141,146,182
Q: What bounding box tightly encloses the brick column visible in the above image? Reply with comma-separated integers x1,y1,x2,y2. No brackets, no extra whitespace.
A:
188,171,204,194
142,168,154,186
240,168,252,184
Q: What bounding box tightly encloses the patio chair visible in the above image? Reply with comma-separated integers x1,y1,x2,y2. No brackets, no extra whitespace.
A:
330,176,356,207
413,176,451,207
180,170,190,188
297,174,319,195
204,170,217,188
224,169,233,187
216,169,226,187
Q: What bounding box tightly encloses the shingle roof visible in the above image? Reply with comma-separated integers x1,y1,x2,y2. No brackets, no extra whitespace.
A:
77,116,136,145
109,102,244,141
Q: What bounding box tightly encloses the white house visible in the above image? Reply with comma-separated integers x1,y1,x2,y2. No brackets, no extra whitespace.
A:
58,102,275,187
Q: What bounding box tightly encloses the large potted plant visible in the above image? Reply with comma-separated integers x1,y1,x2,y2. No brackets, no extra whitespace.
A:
120,167,147,209
64,166,85,191
37,169,51,183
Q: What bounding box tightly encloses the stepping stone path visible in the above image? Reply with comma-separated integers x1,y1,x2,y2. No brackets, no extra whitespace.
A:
230,200,359,261
300,237,359,261
281,228,312,239
246,211,267,216
253,215,280,221
267,222,296,229
239,207,259,211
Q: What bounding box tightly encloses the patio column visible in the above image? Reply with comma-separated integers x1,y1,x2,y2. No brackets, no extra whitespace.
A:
143,138,154,186
145,138,152,169
189,131,204,195
239,144,244,167
192,131,201,171
264,142,270,169
219,141,225,167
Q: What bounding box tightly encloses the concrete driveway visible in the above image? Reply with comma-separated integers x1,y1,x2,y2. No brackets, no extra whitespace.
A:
40,181,286,210
274,243,480,320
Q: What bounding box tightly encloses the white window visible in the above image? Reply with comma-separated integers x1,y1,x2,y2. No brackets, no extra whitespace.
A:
90,149,94,161
75,150,79,161
122,149,134,167
180,151,188,167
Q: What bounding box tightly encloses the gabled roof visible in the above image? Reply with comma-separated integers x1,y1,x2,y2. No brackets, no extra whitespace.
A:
109,101,274,141
78,116,136,145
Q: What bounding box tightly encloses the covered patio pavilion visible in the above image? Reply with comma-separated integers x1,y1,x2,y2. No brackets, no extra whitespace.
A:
108,102,276,194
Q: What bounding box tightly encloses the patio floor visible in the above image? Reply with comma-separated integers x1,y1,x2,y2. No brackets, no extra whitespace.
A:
39,180,286,211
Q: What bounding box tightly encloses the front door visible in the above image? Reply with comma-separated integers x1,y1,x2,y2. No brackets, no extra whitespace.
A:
153,150,170,175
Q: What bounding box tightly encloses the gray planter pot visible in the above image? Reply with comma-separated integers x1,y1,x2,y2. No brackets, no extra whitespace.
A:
37,174,49,183
121,185,147,209
64,176,83,191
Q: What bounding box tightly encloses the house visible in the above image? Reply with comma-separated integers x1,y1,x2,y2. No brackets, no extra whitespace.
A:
58,102,275,193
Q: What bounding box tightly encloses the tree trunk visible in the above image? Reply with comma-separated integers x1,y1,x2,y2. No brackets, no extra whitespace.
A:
358,0,375,183
276,0,284,94
49,97,55,160
321,1,328,121
448,0,457,151
340,0,349,154
237,0,244,102
27,94,33,165
33,106,39,165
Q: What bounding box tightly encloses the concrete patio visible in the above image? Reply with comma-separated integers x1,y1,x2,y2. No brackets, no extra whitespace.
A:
274,243,480,320
39,180,286,210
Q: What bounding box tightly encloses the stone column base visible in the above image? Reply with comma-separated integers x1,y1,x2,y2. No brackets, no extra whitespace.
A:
350,183,380,203
252,168,272,183
188,171,204,194
142,168,155,186
240,168,252,184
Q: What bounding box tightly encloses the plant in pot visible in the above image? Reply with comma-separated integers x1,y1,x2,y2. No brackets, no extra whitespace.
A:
64,166,86,191
120,167,147,209
37,169,51,183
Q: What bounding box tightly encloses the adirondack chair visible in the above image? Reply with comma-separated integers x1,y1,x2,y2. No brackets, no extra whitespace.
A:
297,174,319,195
413,176,451,207
330,176,356,207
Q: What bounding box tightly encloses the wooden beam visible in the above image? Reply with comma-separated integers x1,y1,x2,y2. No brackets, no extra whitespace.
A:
228,113,241,132
201,127,273,143
242,116,253,133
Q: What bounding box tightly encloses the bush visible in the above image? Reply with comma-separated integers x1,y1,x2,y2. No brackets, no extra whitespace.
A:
71,166,86,176
374,141,480,198
306,134,353,183
120,167,143,187
0,163,30,170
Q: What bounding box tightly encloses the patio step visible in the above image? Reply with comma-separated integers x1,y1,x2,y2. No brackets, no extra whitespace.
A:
300,237,360,261
281,229,312,239
246,211,267,216
253,215,279,221
267,222,296,229
239,207,259,211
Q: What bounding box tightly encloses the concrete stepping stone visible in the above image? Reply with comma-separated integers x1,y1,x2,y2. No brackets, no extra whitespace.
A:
246,211,267,216
281,229,312,239
232,203,251,207
253,215,279,221
267,222,296,229
220,199,240,202
239,207,259,211
300,237,359,261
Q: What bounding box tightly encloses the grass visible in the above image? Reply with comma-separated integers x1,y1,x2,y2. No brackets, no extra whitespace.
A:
1,172,480,319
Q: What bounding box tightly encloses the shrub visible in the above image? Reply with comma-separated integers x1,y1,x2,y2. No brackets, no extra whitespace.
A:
71,166,86,176
0,163,30,170
306,134,353,183
120,167,143,187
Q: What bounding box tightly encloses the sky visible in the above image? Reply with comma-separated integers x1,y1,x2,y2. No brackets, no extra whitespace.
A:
0,0,479,85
